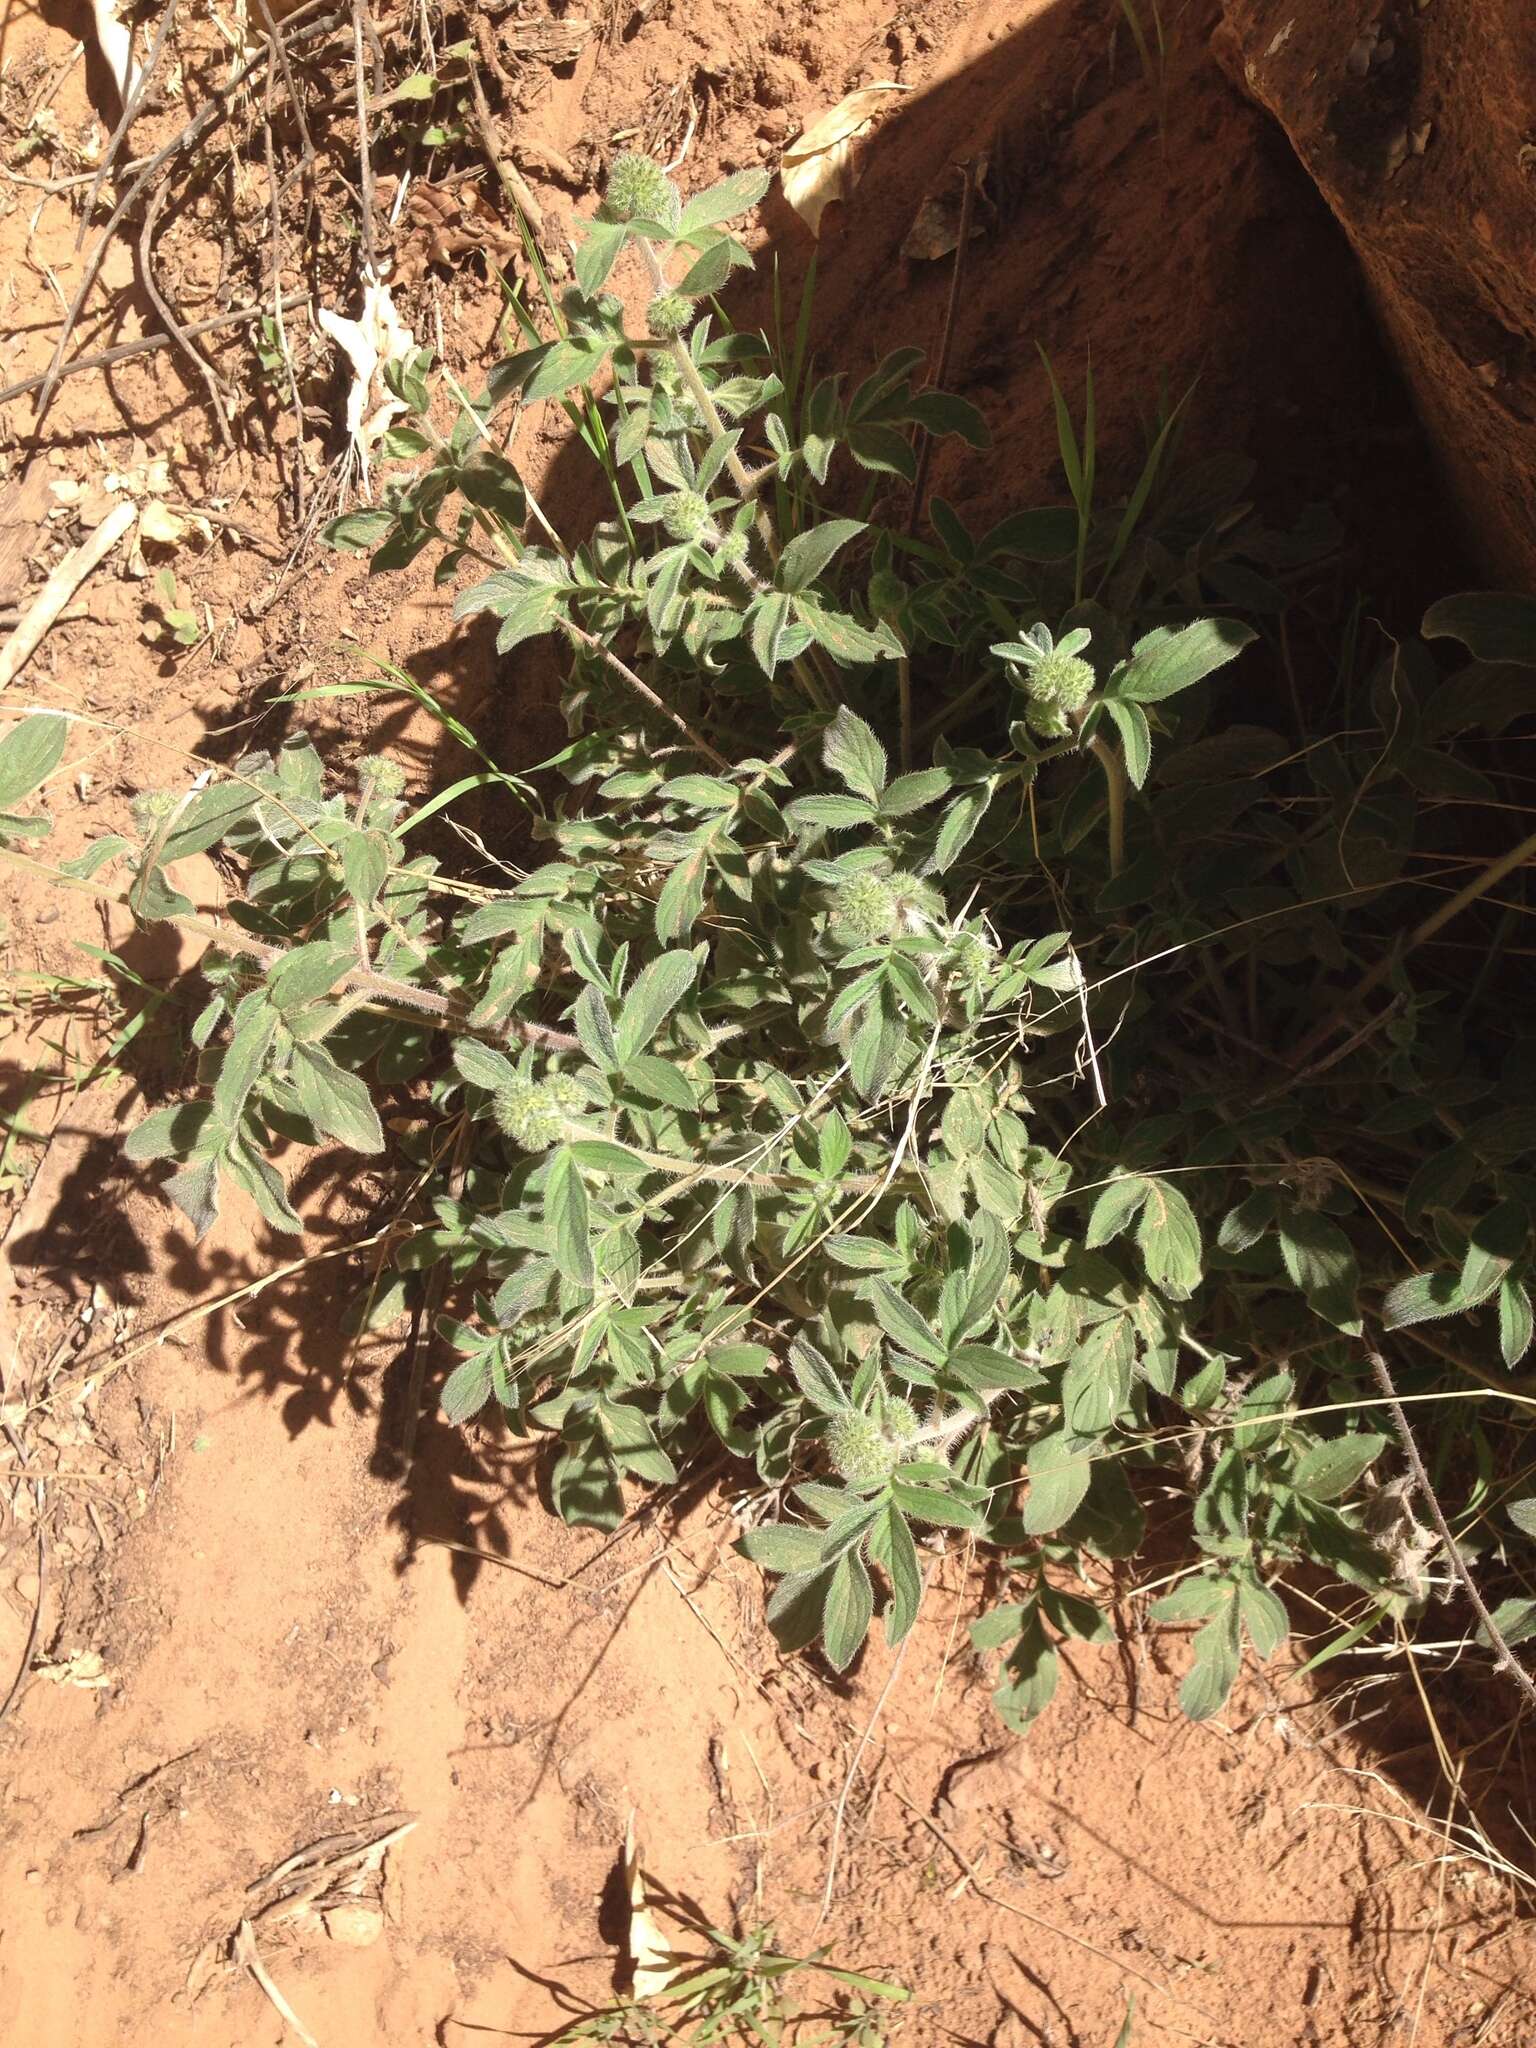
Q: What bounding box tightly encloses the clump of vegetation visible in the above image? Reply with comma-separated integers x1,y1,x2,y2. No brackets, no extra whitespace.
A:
549,1915,907,2045
6,161,1535,1731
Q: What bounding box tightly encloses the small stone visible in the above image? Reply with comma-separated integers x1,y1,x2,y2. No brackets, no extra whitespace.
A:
324,1902,384,1948
25,1868,43,1885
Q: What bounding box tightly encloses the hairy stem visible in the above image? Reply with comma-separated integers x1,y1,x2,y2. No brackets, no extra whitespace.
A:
564,619,733,770
0,847,579,1052
1087,732,1127,877
637,238,836,714
1288,821,1536,1070
1366,1338,1536,1713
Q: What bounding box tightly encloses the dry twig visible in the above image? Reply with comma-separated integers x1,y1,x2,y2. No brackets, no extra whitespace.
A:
1366,1339,1536,1714
0,294,311,410
0,499,136,692
137,180,234,445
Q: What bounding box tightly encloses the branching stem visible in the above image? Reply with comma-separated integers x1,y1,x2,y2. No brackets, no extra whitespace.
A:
1366,1338,1536,1714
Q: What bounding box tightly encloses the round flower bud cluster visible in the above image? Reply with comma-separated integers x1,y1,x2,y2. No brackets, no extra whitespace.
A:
867,568,908,622
832,871,899,943
1018,647,1096,738
602,153,682,229
945,928,997,995
131,789,177,832
363,757,407,800
663,491,713,544
492,1071,584,1151
713,528,750,572
825,1399,922,1485
647,290,695,339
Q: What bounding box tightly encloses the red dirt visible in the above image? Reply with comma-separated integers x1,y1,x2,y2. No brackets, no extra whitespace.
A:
0,3,1529,2045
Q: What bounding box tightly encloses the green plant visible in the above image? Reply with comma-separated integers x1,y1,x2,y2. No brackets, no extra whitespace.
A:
546,1918,906,2045
150,567,203,648
1115,0,1172,145
8,164,1536,1731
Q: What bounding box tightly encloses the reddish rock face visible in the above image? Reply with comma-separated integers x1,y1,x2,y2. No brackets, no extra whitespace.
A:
1216,0,1536,585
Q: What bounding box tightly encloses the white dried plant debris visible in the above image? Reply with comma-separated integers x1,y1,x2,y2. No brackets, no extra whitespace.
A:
317,276,417,497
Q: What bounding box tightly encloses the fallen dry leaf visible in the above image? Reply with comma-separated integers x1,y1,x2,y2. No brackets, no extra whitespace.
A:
137,502,189,546
384,178,523,286
901,156,990,262
781,82,910,236
624,1813,685,1999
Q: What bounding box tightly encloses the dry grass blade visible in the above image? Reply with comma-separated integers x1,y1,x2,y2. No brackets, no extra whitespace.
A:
234,1918,321,2048
0,500,135,692
248,1810,418,1907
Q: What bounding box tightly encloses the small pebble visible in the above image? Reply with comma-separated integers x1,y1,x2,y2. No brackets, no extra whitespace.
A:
324,1903,384,1948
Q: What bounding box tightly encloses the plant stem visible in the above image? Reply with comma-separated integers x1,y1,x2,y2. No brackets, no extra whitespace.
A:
0,846,580,1051
1287,820,1536,1069
1088,732,1126,877
638,240,758,503
637,239,835,714
897,655,913,773
1366,1339,1536,1713
564,620,733,769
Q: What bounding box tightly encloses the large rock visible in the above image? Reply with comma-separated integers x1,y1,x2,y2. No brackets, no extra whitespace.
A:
1215,0,1536,585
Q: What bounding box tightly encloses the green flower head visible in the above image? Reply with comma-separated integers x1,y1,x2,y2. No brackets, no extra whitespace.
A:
993,624,1097,739
647,290,696,339
542,1070,587,1116
832,871,899,943
663,490,713,544
883,1396,921,1443
867,568,908,622
713,528,751,572
825,1400,921,1485
493,1079,569,1151
603,153,682,229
